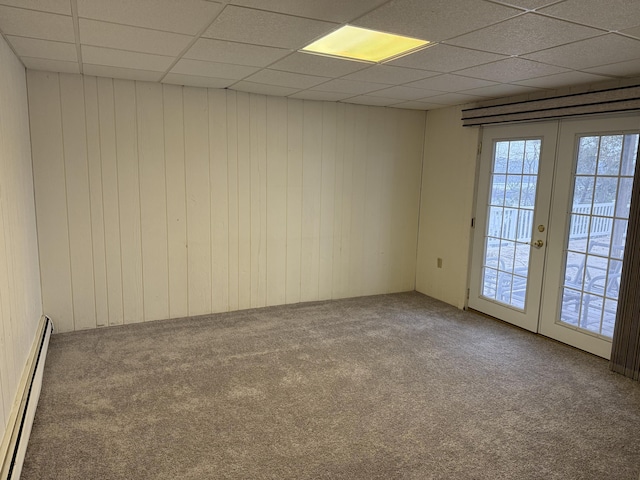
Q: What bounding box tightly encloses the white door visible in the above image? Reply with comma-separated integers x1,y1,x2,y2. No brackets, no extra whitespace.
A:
540,116,639,358
470,115,639,358
468,122,558,332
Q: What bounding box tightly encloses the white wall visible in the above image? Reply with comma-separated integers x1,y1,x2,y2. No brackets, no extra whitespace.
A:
415,106,480,309
0,38,43,445
27,71,426,332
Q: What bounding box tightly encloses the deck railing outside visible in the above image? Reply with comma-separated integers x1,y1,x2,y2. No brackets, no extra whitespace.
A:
487,202,615,245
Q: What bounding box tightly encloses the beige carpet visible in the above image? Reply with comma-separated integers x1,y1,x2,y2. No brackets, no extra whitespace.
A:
21,292,640,479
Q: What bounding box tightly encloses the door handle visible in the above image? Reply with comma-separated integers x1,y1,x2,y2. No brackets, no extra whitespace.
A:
531,239,544,248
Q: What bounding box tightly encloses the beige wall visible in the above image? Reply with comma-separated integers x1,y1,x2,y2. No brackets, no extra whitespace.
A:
27,71,425,332
0,38,43,444
416,106,480,309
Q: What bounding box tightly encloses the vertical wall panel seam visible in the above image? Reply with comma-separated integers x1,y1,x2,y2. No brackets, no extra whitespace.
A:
248,94,253,307
318,103,324,300
261,96,266,304
346,105,355,296
264,97,268,302
249,94,253,307
207,88,213,313
299,102,305,295
361,107,370,295
162,85,171,318
112,79,125,325
25,73,46,318
333,104,344,298
134,82,145,322
265,98,269,303
414,111,428,291
96,78,110,324
226,91,231,309
209,89,214,312
81,77,98,328
234,94,241,300
182,86,189,316
284,99,289,304
58,74,76,331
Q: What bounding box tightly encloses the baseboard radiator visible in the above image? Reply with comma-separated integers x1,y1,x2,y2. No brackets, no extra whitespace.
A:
0,316,53,480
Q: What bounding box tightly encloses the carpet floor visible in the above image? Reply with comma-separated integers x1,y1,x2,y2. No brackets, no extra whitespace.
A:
21,292,640,479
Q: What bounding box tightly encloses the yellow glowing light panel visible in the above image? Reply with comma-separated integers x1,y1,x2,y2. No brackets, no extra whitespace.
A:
301,25,430,63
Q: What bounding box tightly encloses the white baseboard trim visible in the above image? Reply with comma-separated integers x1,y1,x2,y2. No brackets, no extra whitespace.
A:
0,316,53,480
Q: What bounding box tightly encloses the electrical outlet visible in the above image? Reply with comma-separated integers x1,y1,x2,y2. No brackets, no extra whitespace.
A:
437,258,443,268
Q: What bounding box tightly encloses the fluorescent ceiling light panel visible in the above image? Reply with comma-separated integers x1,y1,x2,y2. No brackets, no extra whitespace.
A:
301,25,430,63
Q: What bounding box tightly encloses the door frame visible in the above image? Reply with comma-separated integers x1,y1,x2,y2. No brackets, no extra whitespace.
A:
538,114,640,359
467,121,559,333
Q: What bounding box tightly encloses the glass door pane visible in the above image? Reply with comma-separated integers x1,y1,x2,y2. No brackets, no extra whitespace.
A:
540,114,640,359
469,121,557,334
481,139,540,309
559,133,638,337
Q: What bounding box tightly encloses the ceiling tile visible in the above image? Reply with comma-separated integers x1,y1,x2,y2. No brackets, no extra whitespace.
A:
523,34,640,70
407,74,497,92
243,69,329,89
79,19,192,56
539,0,640,31
514,71,615,88
0,6,74,42
77,0,222,35
231,81,301,96
342,64,439,85
344,95,401,106
184,38,289,67
83,64,164,82
447,13,602,56
367,85,443,100
22,57,79,73
455,58,567,82
171,59,258,79
227,0,388,23
81,45,175,72
289,90,354,101
389,44,507,72
269,52,369,78
391,100,443,110
162,73,234,88
203,6,337,49
311,78,387,94
2,0,636,107
353,0,521,42
462,83,543,98
424,92,481,105
6,36,76,62
584,59,640,78
0,0,70,15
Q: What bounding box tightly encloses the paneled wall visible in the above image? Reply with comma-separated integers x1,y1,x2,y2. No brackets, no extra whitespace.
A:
0,39,43,443
415,106,480,309
27,71,425,332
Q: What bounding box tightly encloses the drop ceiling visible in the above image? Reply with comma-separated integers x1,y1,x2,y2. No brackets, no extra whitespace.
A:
1,0,640,110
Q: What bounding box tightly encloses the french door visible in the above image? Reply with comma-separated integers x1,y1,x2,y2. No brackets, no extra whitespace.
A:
469,115,639,358
469,122,557,332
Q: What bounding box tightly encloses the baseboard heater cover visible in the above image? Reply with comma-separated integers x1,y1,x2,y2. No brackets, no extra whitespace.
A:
0,316,53,480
